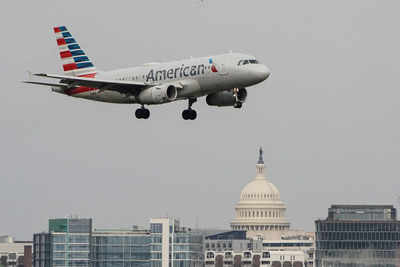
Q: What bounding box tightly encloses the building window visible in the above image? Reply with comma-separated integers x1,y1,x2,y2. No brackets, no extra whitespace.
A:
151,223,163,233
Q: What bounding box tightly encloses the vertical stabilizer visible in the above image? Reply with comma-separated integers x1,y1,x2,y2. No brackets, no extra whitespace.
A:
53,26,96,77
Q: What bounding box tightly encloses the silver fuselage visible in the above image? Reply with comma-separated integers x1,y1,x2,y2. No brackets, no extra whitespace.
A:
63,53,270,104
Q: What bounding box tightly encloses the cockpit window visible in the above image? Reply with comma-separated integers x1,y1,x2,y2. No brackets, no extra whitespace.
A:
238,59,259,65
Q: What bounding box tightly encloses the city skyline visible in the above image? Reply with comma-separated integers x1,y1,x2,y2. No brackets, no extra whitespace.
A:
1,0,400,240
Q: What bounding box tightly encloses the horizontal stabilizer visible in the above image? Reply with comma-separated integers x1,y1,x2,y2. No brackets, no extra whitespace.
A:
22,80,69,88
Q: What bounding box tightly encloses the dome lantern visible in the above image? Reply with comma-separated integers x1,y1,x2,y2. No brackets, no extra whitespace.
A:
257,147,264,164
256,146,266,179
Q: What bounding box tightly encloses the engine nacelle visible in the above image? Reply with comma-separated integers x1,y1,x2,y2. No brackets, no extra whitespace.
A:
206,88,247,107
137,84,178,104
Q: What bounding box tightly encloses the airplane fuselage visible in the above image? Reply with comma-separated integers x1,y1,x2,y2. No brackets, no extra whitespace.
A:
61,53,270,104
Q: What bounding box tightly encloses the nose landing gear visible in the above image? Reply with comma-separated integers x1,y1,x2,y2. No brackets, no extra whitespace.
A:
234,102,242,109
135,105,150,119
182,98,197,120
233,88,243,109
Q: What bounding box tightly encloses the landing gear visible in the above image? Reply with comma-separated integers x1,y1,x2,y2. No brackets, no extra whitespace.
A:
182,109,197,120
135,106,150,119
182,98,197,120
234,102,242,109
233,88,243,109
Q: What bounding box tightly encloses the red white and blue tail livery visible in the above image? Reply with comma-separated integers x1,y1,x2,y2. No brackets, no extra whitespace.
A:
54,26,96,77
24,26,271,120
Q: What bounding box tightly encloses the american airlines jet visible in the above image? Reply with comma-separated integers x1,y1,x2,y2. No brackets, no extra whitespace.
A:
24,26,271,120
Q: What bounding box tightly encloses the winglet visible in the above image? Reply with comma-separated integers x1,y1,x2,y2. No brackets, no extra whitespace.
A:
27,70,33,80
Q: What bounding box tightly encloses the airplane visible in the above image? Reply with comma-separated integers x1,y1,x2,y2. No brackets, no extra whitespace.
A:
24,26,271,120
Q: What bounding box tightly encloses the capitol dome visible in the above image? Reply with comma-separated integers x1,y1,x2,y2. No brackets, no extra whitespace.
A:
231,148,290,239
240,175,280,201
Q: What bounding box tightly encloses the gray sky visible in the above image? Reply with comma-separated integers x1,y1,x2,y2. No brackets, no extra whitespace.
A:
1,0,400,240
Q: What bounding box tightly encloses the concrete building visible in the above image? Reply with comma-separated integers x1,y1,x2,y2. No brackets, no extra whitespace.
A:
231,148,290,240
315,205,400,267
203,230,313,267
0,236,32,267
205,148,314,267
33,217,203,267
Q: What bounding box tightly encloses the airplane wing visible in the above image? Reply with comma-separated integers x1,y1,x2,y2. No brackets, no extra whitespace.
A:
27,73,151,95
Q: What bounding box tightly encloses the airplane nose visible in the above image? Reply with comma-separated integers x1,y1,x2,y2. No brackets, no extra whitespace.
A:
249,64,271,82
257,65,271,81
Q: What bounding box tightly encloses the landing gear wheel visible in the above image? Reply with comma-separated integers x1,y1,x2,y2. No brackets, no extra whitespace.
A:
142,108,150,119
182,98,198,120
182,110,189,120
135,107,150,119
189,109,197,120
182,109,197,120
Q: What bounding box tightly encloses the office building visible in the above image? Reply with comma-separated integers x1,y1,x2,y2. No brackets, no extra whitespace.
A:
315,205,400,267
150,218,203,267
33,217,203,267
33,218,92,267
91,227,151,267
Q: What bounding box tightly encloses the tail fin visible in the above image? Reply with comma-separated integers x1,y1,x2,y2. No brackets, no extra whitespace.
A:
53,26,96,77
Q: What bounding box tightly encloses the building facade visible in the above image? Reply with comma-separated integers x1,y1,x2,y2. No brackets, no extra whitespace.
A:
315,205,400,267
203,231,313,267
150,218,203,267
33,218,92,267
91,228,151,267
33,217,202,267
0,236,32,267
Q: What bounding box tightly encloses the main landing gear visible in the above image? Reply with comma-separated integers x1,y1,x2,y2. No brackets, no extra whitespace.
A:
182,98,197,120
135,105,150,119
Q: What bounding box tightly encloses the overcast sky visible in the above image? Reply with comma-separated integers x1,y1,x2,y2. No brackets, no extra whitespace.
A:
1,0,400,240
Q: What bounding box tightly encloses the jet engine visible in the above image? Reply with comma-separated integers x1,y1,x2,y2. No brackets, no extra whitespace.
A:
206,88,247,107
137,84,178,104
